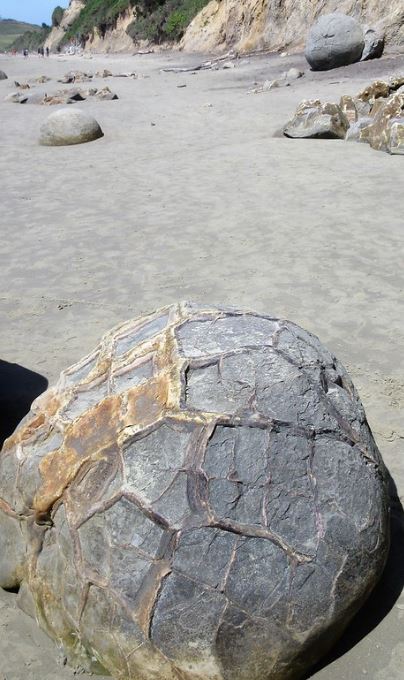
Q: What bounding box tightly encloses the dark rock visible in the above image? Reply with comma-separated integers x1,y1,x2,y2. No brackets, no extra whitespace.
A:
39,108,104,146
284,99,349,139
0,303,389,680
305,13,364,71
0,70,8,80
361,27,385,61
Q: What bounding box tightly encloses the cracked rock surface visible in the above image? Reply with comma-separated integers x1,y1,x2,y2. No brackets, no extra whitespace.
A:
0,302,389,680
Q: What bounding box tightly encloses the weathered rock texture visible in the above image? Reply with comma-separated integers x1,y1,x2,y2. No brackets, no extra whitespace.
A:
39,108,104,146
0,303,389,679
181,0,404,54
283,77,404,154
305,13,364,71
0,70,8,80
284,100,349,139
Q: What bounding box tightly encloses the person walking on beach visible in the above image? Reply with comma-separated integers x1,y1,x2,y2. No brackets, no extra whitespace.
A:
23,49,28,58
46,47,50,57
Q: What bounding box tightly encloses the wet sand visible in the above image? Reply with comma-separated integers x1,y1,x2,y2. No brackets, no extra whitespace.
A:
0,48,403,679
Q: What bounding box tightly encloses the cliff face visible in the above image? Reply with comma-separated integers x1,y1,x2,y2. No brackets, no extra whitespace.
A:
45,0,404,54
181,0,404,53
45,0,85,51
85,8,136,53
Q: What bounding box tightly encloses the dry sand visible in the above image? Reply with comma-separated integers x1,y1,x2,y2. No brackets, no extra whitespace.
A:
0,47,403,680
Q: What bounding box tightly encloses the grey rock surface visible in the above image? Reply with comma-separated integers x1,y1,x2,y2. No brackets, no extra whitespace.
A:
361,27,385,61
284,100,349,139
39,108,104,146
0,303,390,680
0,70,8,80
305,13,365,71
345,117,373,142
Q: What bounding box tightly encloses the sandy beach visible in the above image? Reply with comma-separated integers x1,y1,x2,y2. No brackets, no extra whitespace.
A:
0,47,403,679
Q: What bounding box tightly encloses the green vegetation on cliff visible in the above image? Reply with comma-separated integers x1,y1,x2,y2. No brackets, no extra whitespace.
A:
64,0,136,42
128,0,210,43
61,0,209,45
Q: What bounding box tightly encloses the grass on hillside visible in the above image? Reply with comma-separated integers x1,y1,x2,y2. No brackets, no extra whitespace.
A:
10,25,51,52
0,19,42,50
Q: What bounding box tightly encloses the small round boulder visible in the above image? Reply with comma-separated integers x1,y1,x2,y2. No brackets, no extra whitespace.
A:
39,107,104,146
0,302,389,680
305,13,365,71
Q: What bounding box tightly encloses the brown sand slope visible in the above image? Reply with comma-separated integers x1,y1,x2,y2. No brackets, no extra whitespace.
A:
0,49,403,679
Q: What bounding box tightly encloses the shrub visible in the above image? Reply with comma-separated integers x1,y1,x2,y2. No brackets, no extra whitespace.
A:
52,6,65,27
127,0,209,44
64,0,136,43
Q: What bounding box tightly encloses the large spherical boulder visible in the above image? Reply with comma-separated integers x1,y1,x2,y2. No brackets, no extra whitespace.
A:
305,13,365,71
39,107,103,146
0,302,389,680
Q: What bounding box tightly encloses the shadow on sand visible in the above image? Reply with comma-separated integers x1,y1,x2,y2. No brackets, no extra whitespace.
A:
0,359,48,448
308,470,404,677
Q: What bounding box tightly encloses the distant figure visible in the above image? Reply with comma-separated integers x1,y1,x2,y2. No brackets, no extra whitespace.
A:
23,49,28,58
57,45,61,54
46,47,50,57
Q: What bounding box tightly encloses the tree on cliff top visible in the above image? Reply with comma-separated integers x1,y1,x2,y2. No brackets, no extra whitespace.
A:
52,6,65,27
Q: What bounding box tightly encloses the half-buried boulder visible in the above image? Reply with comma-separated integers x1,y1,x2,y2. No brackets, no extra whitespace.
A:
0,70,8,80
305,13,364,71
0,302,390,680
39,108,103,146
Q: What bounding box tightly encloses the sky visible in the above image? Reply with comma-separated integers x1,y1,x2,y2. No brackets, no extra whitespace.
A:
0,0,69,25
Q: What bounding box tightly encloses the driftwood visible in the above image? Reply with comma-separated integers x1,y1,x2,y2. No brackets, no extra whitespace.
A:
161,50,238,73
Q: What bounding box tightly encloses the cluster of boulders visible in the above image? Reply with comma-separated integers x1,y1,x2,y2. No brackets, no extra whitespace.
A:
306,13,384,71
58,69,111,83
284,76,404,155
6,85,118,105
